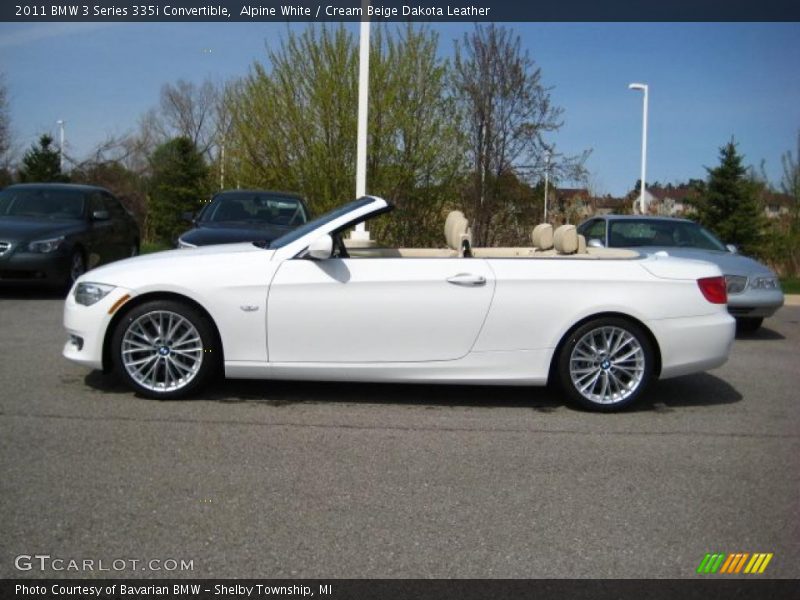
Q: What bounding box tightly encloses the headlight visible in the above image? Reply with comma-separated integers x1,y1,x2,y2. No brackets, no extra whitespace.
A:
28,236,65,253
74,282,116,306
724,275,748,294
749,276,780,290
177,238,197,248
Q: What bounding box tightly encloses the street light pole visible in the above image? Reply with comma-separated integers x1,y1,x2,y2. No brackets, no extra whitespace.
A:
56,120,65,172
351,0,371,242
628,83,648,215
543,150,550,222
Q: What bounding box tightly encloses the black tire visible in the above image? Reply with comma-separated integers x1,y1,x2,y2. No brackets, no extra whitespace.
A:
130,240,140,257
736,317,763,333
66,249,86,287
111,300,220,399
556,317,655,412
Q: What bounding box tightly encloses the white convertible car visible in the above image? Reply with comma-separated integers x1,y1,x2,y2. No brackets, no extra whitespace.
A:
63,196,735,411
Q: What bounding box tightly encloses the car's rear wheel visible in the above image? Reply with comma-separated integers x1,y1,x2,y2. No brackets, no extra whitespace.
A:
735,317,763,333
556,317,654,412
112,300,219,399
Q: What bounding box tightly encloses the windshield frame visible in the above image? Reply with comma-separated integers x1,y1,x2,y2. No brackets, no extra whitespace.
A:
268,197,378,249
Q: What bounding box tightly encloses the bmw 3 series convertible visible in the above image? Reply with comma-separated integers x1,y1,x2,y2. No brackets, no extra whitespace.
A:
63,196,736,411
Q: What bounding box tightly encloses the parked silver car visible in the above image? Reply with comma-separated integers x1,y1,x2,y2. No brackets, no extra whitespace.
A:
577,215,784,331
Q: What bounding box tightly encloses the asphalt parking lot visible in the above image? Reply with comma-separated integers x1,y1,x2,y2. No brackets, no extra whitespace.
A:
0,288,798,579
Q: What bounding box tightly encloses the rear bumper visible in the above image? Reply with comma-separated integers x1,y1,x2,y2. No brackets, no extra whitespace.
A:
650,311,736,379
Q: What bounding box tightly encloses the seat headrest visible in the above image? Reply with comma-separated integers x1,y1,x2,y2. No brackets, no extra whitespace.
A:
531,224,554,250
554,224,579,254
445,212,470,251
577,233,587,254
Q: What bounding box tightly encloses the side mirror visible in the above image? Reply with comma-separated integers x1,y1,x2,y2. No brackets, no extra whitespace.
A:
726,244,738,254
307,234,333,260
92,209,110,221
181,211,196,224
588,238,605,248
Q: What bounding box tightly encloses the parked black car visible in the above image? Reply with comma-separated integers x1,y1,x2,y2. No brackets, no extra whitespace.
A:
177,190,310,248
0,183,140,287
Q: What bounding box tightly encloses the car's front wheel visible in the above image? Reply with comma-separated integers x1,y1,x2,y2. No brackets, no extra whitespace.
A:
68,250,85,286
556,317,655,412
111,300,219,399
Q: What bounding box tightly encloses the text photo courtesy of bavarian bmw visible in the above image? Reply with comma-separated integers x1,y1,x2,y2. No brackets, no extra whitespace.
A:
63,196,736,412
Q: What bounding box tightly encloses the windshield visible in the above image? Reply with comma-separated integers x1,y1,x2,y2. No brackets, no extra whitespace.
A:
267,197,375,249
608,219,727,251
0,188,85,219
199,192,308,226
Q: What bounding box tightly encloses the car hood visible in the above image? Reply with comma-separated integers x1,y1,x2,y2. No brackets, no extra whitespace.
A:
179,222,293,246
0,216,85,242
79,243,275,288
632,246,774,277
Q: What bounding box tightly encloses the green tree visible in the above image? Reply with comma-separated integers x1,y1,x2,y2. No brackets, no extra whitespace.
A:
780,130,800,228
18,134,69,183
225,24,464,246
0,73,11,179
147,137,208,244
452,24,587,246
692,140,765,256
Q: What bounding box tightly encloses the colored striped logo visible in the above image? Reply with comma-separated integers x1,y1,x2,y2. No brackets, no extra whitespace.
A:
696,553,773,574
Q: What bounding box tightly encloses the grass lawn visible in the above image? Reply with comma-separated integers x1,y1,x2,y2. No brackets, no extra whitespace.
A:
781,277,800,294
140,241,172,255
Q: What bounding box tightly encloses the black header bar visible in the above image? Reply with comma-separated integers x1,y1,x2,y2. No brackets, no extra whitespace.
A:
2,0,799,22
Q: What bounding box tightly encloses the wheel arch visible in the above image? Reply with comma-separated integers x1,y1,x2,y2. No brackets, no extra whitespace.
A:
102,291,225,372
547,311,662,384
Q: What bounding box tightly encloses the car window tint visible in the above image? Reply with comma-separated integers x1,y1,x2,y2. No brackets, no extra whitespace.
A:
204,192,307,225
0,188,85,219
584,220,606,240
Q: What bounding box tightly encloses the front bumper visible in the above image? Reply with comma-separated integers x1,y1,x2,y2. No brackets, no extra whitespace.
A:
727,287,784,319
0,250,71,283
63,286,134,370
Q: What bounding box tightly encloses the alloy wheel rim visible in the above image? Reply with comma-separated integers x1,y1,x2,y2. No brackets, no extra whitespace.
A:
121,310,203,393
569,326,645,404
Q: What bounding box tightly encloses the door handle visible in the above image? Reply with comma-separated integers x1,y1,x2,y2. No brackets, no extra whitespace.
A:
446,273,487,286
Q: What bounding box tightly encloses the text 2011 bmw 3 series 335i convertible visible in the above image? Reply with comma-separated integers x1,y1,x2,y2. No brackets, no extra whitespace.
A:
63,196,736,412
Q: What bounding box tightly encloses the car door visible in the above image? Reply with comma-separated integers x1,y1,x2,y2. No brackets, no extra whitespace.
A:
267,257,495,363
85,191,114,267
103,192,133,259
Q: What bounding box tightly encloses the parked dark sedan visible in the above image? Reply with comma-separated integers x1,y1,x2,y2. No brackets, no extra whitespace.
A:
177,190,310,248
0,183,140,287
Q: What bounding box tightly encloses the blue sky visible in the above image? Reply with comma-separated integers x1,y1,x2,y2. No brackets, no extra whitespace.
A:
1,21,799,196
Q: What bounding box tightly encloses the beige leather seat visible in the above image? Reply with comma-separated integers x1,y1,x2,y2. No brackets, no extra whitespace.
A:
554,224,579,254
531,223,554,251
444,210,472,257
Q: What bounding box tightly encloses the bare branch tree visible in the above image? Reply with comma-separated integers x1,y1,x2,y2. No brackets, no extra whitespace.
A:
452,24,588,245
158,79,220,157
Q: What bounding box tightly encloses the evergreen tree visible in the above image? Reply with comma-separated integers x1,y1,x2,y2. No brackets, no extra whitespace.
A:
18,134,69,182
148,137,208,244
692,140,765,255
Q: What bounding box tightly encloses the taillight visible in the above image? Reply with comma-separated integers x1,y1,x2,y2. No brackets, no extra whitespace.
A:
697,276,727,304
